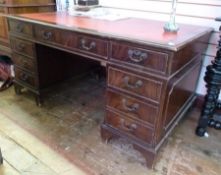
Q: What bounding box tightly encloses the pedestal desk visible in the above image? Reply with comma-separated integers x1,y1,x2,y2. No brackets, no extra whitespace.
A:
7,12,212,167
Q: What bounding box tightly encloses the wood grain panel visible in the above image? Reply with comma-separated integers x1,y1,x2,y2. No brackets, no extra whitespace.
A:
108,67,163,103
107,90,159,126
110,41,169,74
8,19,33,36
12,53,36,73
10,37,35,57
105,110,154,145
14,67,38,88
163,60,201,131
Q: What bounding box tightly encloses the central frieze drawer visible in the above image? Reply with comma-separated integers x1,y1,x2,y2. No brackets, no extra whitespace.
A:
34,25,108,59
10,37,35,57
14,67,38,88
105,110,154,145
12,53,36,72
107,90,158,126
108,67,163,103
111,42,169,74
34,25,60,43
8,20,33,36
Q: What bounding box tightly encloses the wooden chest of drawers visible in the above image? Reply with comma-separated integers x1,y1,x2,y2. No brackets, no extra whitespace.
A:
0,0,55,57
7,13,213,168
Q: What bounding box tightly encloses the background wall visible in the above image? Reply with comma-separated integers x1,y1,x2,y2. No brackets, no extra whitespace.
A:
62,0,221,96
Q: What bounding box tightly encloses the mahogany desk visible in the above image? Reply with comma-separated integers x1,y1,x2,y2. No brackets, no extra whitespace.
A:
7,12,212,167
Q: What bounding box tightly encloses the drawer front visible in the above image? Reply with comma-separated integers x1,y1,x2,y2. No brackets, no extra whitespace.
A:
107,90,158,126
111,42,168,74
76,35,108,58
10,38,35,57
14,67,38,88
8,20,33,36
12,53,36,72
106,110,153,144
34,25,108,59
34,25,59,43
108,67,163,103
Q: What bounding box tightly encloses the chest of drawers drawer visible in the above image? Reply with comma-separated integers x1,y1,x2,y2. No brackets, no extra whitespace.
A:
108,67,163,103
107,90,158,126
14,67,38,88
10,37,35,57
105,110,154,145
110,42,169,74
8,20,33,36
12,53,36,72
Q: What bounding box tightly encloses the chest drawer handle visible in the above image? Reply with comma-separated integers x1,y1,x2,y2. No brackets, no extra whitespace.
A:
122,99,139,112
120,119,137,132
20,73,29,81
16,43,25,51
80,39,96,51
0,0,5,4
42,31,52,40
123,76,143,89
128,49,148,63
16,23,24,33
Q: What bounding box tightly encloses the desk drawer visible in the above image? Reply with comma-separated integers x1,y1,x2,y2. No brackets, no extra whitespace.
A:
34,25,108,59
12,53,36,72
105,110,153,144
34,25,58,43
111,42,168,74
14,67,38,88
107,90,158,126
76,35,108,58
8,20,33,36
10,38,35,57
108,67,163,103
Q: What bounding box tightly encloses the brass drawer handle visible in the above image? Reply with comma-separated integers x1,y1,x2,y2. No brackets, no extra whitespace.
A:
16,43,25,51
20,73,29,81
42,31,52,40
120,119,137,132
0,0,5,4
128,49,148,63
122,98,139,112
123,76,143,89
16,23,24,33
80,39,96,51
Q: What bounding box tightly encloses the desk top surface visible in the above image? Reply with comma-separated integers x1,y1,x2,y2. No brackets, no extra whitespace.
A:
8,12,213,51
